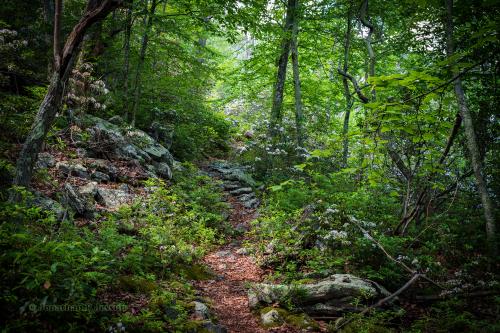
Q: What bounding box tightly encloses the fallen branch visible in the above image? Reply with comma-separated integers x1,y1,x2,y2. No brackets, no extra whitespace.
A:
335,273,422,330
351,218,445,290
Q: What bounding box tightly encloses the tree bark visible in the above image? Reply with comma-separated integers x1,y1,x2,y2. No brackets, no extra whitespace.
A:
290,0,304,149
269,0,296,140
12,0,123,193
341,2,353,167
445,0,496,255
131,0,158,127
122,5,133,120
53,0,62,68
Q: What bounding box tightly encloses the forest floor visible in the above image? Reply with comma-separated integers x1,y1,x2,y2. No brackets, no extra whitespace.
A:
193,171,308,333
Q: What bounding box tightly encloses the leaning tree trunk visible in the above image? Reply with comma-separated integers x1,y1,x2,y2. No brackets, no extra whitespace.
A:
12,0,123,194
269,0,296,140
290,0,304,149
131,0,158,127
445,0,497,255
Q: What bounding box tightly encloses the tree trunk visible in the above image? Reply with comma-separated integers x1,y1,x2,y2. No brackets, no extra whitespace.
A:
269,0,296,140
445,0,496,255
290,0,304,149
341,2,353,167
11,0,123,194
53,0,62,68
122,6,133,120
360,0,375,99
131,0,158,127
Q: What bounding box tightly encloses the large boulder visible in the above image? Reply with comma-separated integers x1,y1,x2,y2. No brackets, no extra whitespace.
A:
248,274,390,315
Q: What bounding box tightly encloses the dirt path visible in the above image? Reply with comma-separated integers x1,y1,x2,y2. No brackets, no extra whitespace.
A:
194,197,265,333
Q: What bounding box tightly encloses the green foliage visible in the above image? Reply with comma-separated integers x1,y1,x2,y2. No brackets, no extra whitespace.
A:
0,170,228,332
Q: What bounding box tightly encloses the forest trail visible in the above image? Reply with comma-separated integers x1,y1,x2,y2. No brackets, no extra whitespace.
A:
194,162,300,333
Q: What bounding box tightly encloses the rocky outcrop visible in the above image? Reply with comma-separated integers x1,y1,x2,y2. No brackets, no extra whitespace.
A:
208,161,259,209
74,115,174,179
248,274,391,315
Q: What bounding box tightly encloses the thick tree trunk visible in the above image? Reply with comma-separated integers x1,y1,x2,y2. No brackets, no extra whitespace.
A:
445,0,496,255
290,0,304,149
11,0,123,194
131,0,158,127
269,0,296,140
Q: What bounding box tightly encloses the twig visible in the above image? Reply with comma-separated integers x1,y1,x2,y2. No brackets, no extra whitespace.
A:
335,273,422,330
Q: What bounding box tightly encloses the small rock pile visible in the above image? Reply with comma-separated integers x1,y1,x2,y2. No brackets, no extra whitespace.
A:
207,160,260,209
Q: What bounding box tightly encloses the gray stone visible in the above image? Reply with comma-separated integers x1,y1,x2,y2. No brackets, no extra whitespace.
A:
248,274,391,314
193,301,210,320
96,187,132,209
79,181,98,196
63,183,95,218
31,192,66,221
200,321,227,333
230,187,253,196
235,223,248,233
223,182,241,190
242,198,260,209
75,148,88,158
56,161,90,179
153,162,172,179
36,152,55,169
261,309,283,327
214,250,231,258
236,247,250,255
108,115,126,126
91,170,110,182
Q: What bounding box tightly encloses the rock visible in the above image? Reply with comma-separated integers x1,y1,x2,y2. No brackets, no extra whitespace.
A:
223,182,241,190
36,152,55,169
118,183,130,193
193,301,210,320
96,187,132,209
30,192,66,221
248,274,390,314
235,223,248,233
200,321,227,333
79,181,98,196
153,162,172,179
88,159,118,179
108,115,126,126
210,161,256,187
244,130,254,139
63,183,95,218
75,148,88,158
261,309,283,327
242,198,259,209
56,161,90,179
149,121,174,149
236,247,250,255
125,129,174,165
229,187,253,196
91,170,110,182
214,250,231,258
